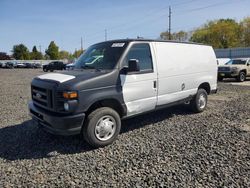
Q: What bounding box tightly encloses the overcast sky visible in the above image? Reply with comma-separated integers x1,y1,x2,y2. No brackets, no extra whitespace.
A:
0,0,249,54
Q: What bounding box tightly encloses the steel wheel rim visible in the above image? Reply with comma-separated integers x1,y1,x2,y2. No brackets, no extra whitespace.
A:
240,73,245,81
95,115,116,141
198,94,206,109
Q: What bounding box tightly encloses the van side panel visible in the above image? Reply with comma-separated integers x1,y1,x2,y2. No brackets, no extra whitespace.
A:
153,42,217,106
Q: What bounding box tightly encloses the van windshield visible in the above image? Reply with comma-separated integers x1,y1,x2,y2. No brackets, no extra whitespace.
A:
74,42,128,70
226,59,247,65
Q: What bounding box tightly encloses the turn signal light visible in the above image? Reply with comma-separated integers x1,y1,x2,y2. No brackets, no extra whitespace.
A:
63,91,78,99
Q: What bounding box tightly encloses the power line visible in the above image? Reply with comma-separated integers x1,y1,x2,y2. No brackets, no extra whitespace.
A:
143,0,243,33
83,0,198,41
182,0,236,13
82,0,244,46
105,0,214,38
171,0,199,7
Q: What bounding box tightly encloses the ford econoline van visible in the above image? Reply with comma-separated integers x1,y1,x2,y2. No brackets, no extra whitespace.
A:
29,39,217,147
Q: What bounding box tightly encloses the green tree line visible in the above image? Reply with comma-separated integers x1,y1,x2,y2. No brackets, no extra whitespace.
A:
12,41,84,60
9,17,250,60
160,17,250,48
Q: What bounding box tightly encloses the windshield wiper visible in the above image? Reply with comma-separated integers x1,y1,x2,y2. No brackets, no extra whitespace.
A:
81,65,95,69
81,65,101,72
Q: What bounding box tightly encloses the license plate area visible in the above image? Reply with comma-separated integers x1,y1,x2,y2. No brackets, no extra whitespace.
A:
30,109,44,120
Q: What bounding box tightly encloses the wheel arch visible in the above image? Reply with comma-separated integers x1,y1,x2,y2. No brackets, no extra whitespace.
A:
240,69,247,74
86,98,126,118
198,82,211,95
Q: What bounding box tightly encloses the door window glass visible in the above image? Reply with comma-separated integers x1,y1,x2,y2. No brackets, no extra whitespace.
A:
124,43,153,72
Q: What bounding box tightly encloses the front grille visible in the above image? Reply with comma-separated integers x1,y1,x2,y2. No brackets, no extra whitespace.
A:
56,91,66,112
218,67,230,72
32,86,53,109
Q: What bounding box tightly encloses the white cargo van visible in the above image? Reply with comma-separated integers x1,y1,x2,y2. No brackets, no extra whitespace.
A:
29,39,218,147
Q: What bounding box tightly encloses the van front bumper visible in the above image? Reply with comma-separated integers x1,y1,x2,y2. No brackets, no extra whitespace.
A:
29,101,85,136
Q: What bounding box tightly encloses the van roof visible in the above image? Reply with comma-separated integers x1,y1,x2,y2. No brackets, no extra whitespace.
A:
102,39,211,46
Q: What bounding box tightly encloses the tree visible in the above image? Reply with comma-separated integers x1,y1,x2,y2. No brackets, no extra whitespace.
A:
240,17,250,47
160,30,188,41
160,31,171,40
190,19,242,48
73,49,84,58
59,50,70,59
12,44,30,60
45,41,59,60
173,31,188,41
30,46,43,60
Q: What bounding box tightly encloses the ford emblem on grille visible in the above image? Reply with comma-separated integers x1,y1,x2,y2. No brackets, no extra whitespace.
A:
36,93,42,98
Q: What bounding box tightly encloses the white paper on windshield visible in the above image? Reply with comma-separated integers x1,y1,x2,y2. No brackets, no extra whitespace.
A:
111,43,125,47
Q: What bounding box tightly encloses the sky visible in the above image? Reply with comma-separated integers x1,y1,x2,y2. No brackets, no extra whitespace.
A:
0,0,249,54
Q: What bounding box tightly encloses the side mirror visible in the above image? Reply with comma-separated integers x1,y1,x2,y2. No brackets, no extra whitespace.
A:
247,63,250,66
128,59,140,72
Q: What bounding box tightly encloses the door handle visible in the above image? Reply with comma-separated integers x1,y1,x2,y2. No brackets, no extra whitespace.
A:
153,81,157,88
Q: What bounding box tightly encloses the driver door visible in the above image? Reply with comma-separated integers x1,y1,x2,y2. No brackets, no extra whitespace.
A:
120,43,157,117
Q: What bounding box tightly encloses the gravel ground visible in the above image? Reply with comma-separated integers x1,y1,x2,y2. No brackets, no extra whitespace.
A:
0,69,249,187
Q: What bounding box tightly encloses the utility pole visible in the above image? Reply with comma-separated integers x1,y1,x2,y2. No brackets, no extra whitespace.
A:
105,29,107,41
81,37,83,51
168,6,172,40
39,45,42,53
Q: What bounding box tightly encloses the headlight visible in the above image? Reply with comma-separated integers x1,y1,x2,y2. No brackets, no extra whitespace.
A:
231,67,238,71
64,102,69,111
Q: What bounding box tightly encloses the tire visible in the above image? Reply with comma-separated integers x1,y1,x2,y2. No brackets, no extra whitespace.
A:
43,68,48,72
190,89,208,113
83,107,121,148
237,71,245,82
50,69,54,72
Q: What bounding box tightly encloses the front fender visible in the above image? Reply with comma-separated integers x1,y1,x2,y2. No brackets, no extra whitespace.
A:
77,85,125,113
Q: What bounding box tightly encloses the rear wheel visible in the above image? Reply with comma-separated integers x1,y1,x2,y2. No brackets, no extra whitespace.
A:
83,107,121,148
237,71,245,82
43,68,48,72
190,89,208,113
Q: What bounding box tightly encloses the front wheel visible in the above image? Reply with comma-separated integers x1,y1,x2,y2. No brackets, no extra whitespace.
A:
190,89,208,113
43,68,48,72
237,71,245,82
83,107,121,148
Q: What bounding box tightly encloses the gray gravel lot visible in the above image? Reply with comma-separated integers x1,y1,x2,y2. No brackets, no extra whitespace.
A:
0,69,249,187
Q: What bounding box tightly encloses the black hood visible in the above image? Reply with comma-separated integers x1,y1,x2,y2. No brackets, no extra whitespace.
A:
62,69,108,81
58,69,120,91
